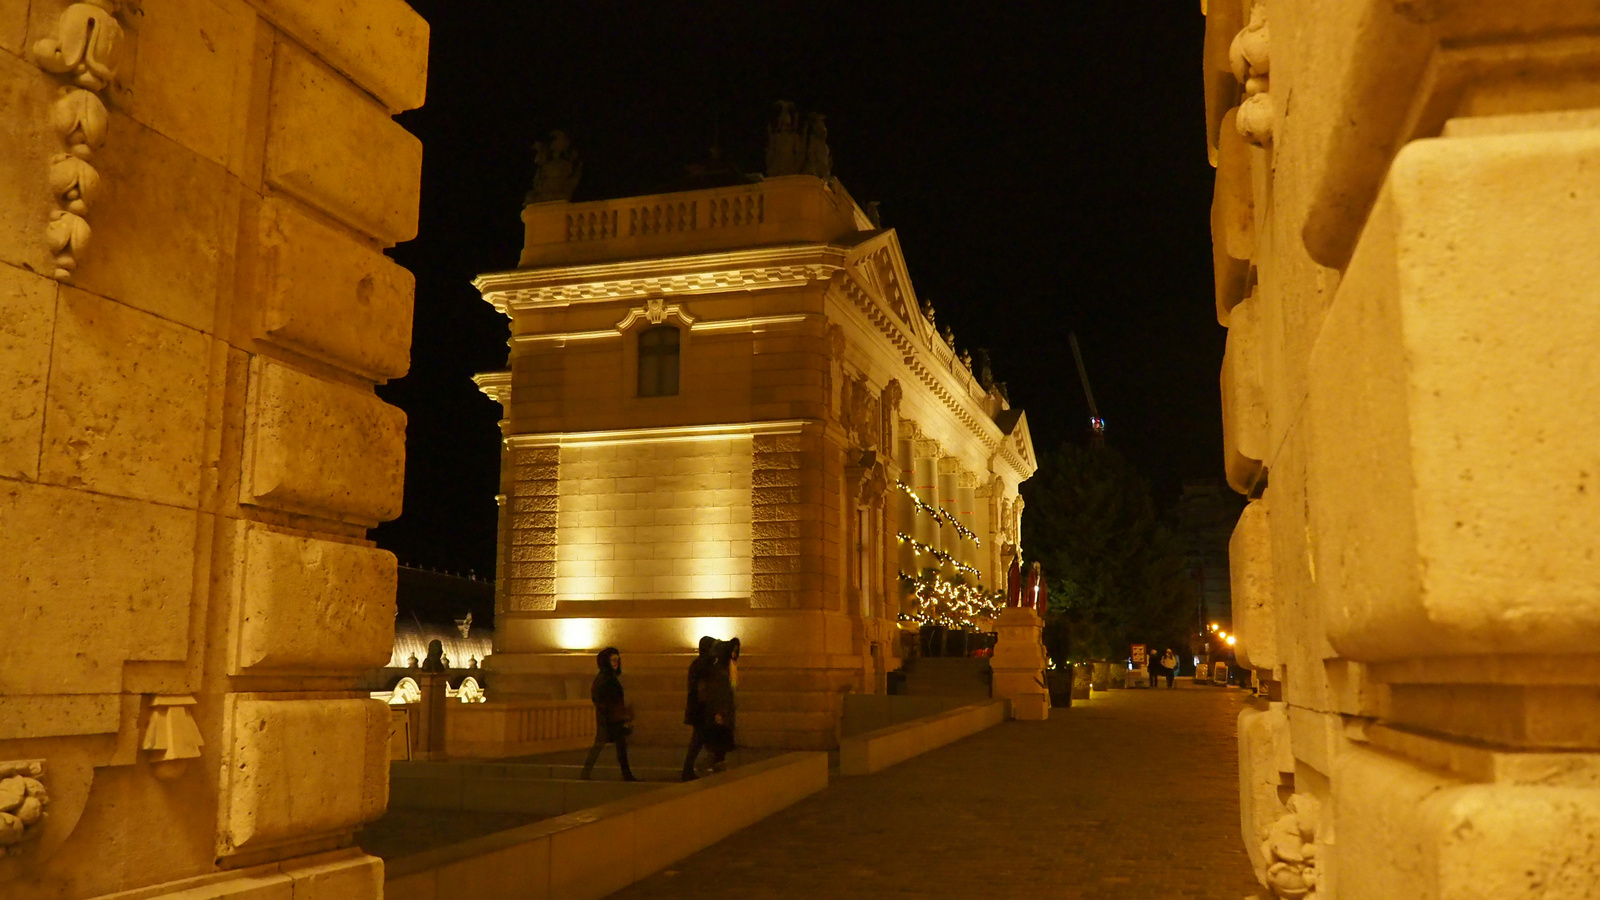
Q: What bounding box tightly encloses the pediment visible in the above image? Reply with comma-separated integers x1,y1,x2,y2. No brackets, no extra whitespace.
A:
842,229,925,335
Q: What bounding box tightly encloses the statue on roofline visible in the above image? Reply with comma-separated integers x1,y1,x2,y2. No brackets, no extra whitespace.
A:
525,130,582,205
765,102,833,179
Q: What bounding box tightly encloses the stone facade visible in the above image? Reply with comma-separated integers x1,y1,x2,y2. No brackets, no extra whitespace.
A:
476,174,1037,750
1208,1,1600,895
0,0,426,896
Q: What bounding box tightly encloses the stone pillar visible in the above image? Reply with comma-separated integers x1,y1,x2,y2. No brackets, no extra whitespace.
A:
990,607,1048,720
0,1,426,896
1205,1,1600,896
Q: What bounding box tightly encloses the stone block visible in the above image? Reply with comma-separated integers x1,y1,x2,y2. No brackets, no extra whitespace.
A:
1336,741,1600,899
123,0,256,168
41,287,210,507
220,698,389,854
0,480,195,695
1237,704,1289,884
1220,289,1267,493
1308,131,1600,662
264,40,421,244
0,0,26,56
284,851,383,900
235,527,397,672
0,262,55,480
0,49,75,275
248,0,429,113
1229,498,1276,671
254,197,414,380
72,114,238,334
240,357,405,523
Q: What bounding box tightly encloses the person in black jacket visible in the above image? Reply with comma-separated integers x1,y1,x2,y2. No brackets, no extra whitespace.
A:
680,635,717,781
580,647,637,781
699,640,739,772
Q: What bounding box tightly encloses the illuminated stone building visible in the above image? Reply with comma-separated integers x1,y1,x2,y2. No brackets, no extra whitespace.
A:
473,142,1037,750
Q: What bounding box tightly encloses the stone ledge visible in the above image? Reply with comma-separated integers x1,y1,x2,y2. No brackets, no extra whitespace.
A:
384,751,829,900
838,700,1007,776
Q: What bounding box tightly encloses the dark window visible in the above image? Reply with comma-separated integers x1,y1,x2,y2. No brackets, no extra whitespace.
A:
637,325,680,397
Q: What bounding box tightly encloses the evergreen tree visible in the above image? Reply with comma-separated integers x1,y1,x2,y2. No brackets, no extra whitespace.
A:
1022,443,1194,663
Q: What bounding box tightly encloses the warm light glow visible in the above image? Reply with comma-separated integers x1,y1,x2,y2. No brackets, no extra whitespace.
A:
552,618,602,650
1226,635,1237,646
678,616,743,646
1209,622,1218,631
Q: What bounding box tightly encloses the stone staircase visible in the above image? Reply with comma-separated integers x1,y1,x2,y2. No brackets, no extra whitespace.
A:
898,656,992,699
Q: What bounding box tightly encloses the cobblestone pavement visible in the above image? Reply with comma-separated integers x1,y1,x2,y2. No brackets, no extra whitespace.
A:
609,683,1264,900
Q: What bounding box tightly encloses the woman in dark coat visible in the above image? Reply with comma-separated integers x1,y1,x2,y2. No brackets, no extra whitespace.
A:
698,641,738,772
581,647,638,781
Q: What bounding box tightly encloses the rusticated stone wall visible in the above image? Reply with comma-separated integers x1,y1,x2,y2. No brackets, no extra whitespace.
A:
0,0,427,897
1208,1,1600,896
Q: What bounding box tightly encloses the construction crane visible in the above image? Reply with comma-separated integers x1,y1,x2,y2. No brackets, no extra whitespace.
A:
1068,332,1106,446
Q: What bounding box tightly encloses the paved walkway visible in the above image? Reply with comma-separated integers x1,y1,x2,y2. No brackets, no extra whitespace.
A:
609,683,1263,900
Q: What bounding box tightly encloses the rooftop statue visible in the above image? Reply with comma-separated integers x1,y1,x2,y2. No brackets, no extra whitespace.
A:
802,112,832,178
766,102,832,179
766,101,805,176
524,129,582,205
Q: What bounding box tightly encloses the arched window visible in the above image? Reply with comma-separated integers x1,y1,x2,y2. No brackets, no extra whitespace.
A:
637,325,680,397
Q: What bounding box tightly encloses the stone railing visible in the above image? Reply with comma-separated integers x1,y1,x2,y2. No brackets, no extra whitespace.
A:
519,175,866,267
445,700,594,758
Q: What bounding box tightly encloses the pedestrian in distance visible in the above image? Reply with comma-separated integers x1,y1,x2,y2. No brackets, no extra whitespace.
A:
681,635,717,781
1146,648,1161,688
698,639,739,773
580,647,638,781
1160,648,1179,689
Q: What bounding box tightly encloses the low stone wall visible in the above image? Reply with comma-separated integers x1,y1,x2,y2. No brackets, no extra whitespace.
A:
385,751,829,900
445,699,593,758
838,700,1007,776
389,761,654,817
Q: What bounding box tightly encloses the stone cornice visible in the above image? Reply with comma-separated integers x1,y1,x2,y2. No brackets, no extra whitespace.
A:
505,420,811,448
474,244,849,314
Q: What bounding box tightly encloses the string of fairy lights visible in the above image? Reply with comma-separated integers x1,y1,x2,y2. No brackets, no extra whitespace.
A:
894,480,999,628
897,533,982,579
897,569,1004,630
896,481,980,545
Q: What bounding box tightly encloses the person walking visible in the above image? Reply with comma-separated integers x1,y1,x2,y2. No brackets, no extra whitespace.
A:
699,640,739,773
1147,649,1163,689
581,647,638,781
681,635,717,781
1160,648,1179,689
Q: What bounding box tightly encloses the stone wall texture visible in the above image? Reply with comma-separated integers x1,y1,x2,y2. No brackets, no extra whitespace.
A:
1208,1,1600,896
0,0,426,896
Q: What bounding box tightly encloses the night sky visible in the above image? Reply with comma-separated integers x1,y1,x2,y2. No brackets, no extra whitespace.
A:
374,1,1223,576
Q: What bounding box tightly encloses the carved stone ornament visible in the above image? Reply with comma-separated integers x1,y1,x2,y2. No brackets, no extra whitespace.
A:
766,102,833,179
840,375,882,449
1230,4,1273,146
31,0,124,280
646,297,666,324
525,130,582,205
1261,793,1321,898
140,696,204,781
0,761,48,857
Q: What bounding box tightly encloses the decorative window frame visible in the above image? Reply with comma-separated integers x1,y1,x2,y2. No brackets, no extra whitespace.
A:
618,298,693,405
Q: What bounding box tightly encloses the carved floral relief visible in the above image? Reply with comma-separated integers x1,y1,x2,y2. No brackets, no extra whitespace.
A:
30,1,125,280
0,761,48,857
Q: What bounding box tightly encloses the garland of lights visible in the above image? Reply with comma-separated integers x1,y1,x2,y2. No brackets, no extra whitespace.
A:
897,533,982,578
897,569,1004,630
896,481,981,546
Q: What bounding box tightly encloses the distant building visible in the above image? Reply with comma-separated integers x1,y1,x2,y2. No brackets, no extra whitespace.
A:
363,566,495,703
470,124,1037,750
1175,479,1244,629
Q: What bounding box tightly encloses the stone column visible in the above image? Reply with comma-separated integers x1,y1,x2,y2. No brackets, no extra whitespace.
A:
990,607,1048,720
1205,1,1600,896
0,2,426,896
